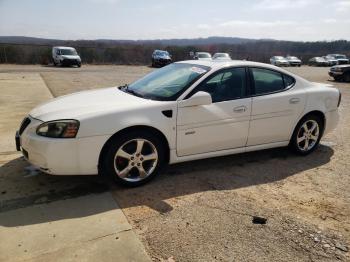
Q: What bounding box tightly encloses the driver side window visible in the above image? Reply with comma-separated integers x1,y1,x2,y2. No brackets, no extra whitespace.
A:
195,67,246,103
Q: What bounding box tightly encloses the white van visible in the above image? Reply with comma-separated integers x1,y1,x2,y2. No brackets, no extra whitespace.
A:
52,46,81,67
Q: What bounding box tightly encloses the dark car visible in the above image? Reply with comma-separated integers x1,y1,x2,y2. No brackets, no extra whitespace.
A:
151,50,172,67
329,65,350,82
308,57,329,67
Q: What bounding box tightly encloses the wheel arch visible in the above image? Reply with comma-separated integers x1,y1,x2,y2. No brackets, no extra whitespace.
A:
98,125,170,173
291,110,326,140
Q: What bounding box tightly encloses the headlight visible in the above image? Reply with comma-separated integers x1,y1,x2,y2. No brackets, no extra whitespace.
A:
36,120,79,138
334,67,343,72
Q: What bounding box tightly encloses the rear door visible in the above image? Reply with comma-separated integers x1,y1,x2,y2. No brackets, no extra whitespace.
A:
247,67,306,146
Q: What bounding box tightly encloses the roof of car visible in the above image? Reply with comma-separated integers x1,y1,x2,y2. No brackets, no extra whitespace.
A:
177,59,281,70
53,46,76,50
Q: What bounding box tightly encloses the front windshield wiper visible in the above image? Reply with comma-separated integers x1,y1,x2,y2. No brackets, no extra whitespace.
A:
119,84,144,98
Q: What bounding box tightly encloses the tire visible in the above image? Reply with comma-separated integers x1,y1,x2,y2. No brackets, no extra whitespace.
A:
77,63,81,68
53,61,57,66
289,115,323,155
344,72,350,82
334,76,342,82
100,130,165,187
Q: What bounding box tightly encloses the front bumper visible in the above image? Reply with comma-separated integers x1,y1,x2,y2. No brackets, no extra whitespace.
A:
324,110,340,135
289,62,301,66
16,116,108,175
154,59,172,66
275,62,289,66
61,59,81,66
329,71,343,77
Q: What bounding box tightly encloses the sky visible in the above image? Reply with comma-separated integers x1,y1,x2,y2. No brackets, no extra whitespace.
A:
0,0,350,41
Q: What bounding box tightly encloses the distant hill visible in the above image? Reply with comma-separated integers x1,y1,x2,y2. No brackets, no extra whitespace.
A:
0,36,261,47
0,36,65,45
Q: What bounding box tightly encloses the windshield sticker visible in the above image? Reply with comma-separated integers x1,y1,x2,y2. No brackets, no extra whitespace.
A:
190,67,207,74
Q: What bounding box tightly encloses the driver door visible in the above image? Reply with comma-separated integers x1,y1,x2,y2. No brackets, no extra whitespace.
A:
176,67,251,156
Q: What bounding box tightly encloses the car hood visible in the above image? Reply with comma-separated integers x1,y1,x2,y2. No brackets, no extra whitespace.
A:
155,55,171,60
332,64,350,69
30,87,157,122
288,59,301,62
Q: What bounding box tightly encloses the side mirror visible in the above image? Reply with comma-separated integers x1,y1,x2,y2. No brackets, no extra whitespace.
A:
179,91,212,108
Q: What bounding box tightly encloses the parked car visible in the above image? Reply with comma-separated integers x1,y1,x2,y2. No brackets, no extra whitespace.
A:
324,55,338,66
270,56,289,66
151,50,172,67
194,52,212,61
52,46,81,67
327,54,349,65
308,57,329,67
285,56,302,67
212,53,231,60
329,64,350,82
16,60,340,186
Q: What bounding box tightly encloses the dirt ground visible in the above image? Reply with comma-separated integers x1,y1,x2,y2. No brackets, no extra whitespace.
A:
0,64,349,261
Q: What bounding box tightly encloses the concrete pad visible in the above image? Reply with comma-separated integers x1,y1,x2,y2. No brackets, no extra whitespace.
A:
0,73,52,153
0,192,151,262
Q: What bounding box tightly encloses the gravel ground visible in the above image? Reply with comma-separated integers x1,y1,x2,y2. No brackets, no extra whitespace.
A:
0,64,349,261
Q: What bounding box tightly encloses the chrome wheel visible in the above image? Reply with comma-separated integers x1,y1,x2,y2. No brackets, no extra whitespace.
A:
113,138,158,182
296,120,320,152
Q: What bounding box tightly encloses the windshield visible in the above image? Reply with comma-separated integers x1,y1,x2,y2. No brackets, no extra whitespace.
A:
316,57,326,62
126,63,210,101
335,55,346,59
215,53,229,58
288,56,298,60
155,51,169,56
275,56,284,60
198,53,211,58
60,49,77,55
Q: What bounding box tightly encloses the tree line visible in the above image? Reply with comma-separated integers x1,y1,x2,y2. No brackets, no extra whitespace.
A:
0,40,349,65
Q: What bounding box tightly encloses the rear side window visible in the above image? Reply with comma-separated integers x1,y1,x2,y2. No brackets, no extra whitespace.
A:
251,68,294,95
283,74,295,87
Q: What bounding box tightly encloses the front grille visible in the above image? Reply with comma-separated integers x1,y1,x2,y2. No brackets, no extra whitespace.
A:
19,117,31,135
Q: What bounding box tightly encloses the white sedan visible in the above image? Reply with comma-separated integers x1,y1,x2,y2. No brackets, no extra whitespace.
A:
16,60,341,186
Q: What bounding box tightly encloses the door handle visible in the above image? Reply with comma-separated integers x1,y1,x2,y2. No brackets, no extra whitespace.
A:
289,98,300,104
233,106,247,113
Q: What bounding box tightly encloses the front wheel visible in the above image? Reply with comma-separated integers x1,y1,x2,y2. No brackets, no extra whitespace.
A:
290,115,323,155
101,131,165,186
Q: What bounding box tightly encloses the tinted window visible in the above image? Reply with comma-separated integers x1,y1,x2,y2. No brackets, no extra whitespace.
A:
283,74,295,87
195,67,246,103
251,68,285,95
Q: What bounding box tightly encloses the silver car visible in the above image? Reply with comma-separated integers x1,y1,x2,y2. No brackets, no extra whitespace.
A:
270,56,289,66
194,52,212,61
286,56,302,67
327,54,349,65
212,53,231,60
324,56,338,66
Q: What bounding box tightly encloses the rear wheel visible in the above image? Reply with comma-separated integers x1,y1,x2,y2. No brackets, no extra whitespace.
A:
101,131,165,186
290,115,323,155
